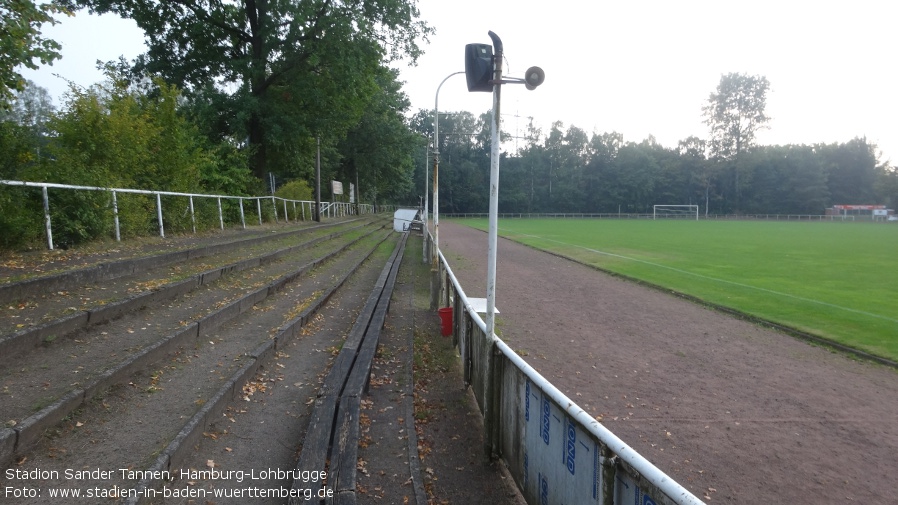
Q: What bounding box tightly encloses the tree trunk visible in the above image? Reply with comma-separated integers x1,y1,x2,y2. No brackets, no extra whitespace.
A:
247,0,269,180
249,112,267,179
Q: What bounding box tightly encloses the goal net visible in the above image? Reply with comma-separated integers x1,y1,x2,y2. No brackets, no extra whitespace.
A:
653,205,699,220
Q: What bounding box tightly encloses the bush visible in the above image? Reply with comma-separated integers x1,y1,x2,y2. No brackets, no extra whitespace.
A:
274,179,314,221
0,186,43,249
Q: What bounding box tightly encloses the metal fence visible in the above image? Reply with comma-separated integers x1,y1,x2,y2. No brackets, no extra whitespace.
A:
0,179,380,250
442,212,862,222
427,231,704,505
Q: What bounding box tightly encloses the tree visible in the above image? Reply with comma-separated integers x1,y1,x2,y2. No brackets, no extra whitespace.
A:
677,136,714,215
702,73,771,212
336,67,420,206
4,80,54,130
23,67,215,244
0,0,69,108
0,80,54,168
821,137,878,205
875,164,898,210
544,121,564,204
76,0,432,179
744,145,829,214
702,73,771,159
552,125,589,212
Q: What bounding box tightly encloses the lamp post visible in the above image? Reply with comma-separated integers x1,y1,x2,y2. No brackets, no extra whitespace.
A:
432,71,465,266
423,144,429,263
430,71,464,308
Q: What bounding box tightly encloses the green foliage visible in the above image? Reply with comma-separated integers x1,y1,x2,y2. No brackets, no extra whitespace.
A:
0,184,43,248
199,141,254,196
273,179,314,221
875,165,898,209
0,0,69,108
702,73,771,160
274,180,313,202
76,0,433,179
0,82,55,247
411,107,887,217
701,73,772,212
0,118,35,177
336,67,421,206
0,68,251,248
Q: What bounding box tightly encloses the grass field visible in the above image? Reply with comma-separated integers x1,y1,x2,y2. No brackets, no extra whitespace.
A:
457,218,898,362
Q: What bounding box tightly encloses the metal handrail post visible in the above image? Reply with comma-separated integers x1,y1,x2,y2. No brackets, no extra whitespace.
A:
156,193,165,238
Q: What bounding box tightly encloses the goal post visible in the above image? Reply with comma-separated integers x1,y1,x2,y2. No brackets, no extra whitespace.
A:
653,205,699,220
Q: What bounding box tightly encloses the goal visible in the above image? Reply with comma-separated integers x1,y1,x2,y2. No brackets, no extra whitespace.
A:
653,205,699,220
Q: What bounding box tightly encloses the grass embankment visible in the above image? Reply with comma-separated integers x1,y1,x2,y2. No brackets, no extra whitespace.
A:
459,218,898,362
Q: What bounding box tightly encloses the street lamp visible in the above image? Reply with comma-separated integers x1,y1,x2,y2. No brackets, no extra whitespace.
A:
432,71,465,267
423,143,429,263
429,71,464,308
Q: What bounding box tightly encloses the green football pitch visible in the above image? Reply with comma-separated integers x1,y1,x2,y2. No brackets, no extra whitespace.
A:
456,218,898,362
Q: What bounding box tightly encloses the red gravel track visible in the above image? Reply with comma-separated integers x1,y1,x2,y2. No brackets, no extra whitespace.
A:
438,220,898,504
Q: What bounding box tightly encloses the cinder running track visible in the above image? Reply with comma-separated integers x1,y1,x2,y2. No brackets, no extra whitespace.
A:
438,220,898,504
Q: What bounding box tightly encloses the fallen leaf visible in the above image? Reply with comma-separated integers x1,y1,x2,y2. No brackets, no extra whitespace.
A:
207,459,215,469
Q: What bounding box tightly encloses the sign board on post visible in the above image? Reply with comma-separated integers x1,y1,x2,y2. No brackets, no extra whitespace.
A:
349,183,355,204
331,181,343,195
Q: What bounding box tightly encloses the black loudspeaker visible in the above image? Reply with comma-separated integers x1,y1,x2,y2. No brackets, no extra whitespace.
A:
465,43,494,92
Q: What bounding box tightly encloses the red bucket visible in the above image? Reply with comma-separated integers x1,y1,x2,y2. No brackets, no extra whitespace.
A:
438,307,453,337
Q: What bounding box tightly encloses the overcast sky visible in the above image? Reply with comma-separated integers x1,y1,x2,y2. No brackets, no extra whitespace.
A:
21,0,897,165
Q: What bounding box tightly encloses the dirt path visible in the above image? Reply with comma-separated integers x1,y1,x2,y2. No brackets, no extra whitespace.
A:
438,220,898,504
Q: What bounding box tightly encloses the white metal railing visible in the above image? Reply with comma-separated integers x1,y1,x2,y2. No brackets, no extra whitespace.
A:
427,229,704,505
0,179,377,250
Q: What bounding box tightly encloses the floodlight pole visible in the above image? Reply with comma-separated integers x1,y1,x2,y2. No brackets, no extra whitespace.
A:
485,31,503,339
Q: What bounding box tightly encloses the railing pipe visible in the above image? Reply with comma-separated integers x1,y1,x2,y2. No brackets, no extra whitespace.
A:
112,191,121,241
217,197,224,230
189,195,196,233
42,185,53,250
156,193,164,238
